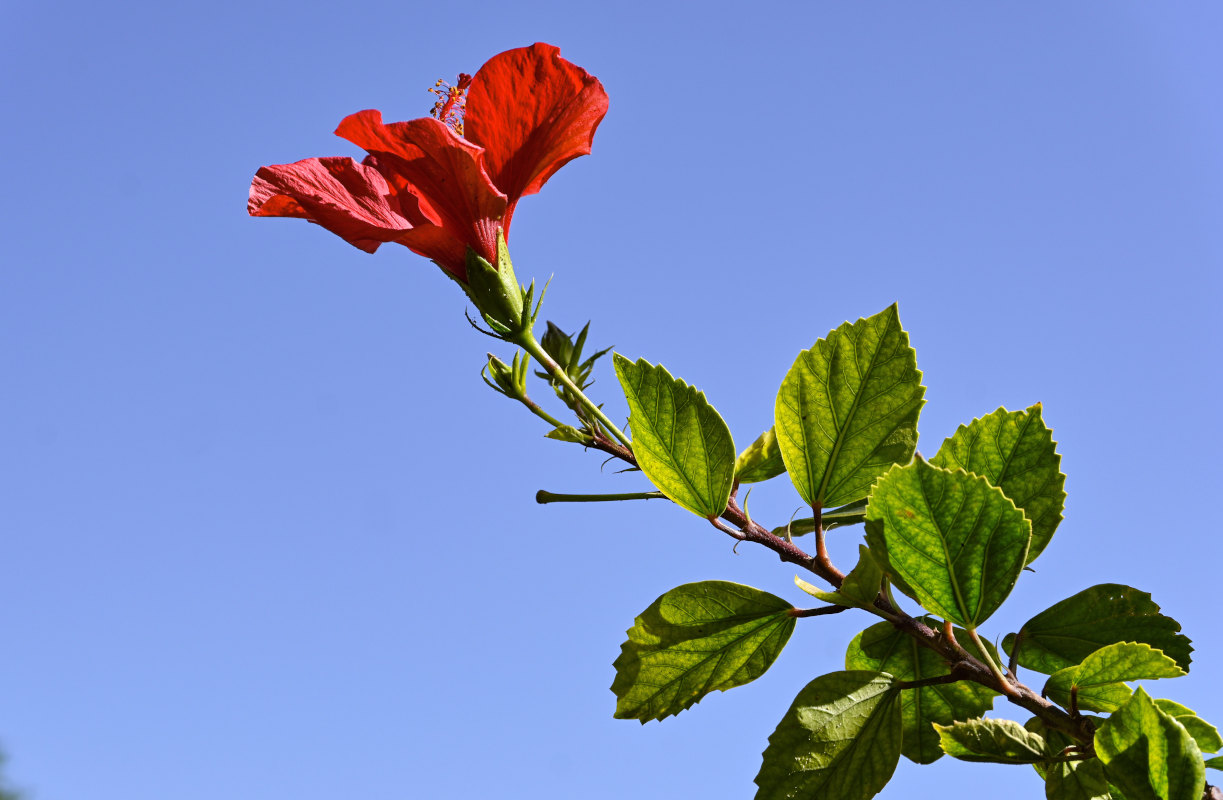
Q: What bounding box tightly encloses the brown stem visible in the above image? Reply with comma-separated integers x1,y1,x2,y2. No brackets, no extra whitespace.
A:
572,429,1093,746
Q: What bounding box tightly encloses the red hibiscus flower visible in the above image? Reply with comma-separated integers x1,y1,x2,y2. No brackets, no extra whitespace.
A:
249,43,608,284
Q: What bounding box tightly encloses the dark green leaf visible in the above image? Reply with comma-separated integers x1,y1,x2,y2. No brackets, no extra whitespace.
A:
755,671,902,800
611,581,795,723
1046,758,1112,800
936,717,1048,764
1095,688,1205,800
774,304,925,509
1046,643,1184,713
613,355,736,518
931,405,1066,564
864,457,1031,628
1003,585,1193,675
1154,700,1223,754
846,619,996,763
735,427,788,483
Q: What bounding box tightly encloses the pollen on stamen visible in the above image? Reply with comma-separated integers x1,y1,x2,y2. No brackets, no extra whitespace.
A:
428,73,473,136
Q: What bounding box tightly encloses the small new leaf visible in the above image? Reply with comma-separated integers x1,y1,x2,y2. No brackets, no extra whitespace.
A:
613,355,736,518
935,718,1048,764
611,581,795,723
1045,643,1185,714
735,427,788,484
838,544,885,606
1095,688,1205,800
1003,584,1193,675
795,575,852,607
545,425,590,443
774,304,925,509
755,671,902,800
864,458,1031,628
931,405,1066,564
847,618,997,764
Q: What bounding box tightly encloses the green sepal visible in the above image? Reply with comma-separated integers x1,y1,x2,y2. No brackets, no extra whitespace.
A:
613,355,735,518
846,618,997,764
545,425,591,444
464,231,525,335
735,427,788,484
935,717,1048,764
774,304,925,509
931,404,1066,564
1003,584,1193,675
864,457,1031,628
1095,687,1205,800
611,581,796,723
755,671,903,800
1045,643,1185,714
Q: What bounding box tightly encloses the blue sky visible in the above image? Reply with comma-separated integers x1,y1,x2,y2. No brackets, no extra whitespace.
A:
2,2,1220,798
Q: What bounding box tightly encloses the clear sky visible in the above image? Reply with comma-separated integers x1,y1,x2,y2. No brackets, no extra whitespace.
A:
2,2,1221,799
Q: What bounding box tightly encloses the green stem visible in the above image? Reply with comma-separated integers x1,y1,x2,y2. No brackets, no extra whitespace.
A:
536,490,666,504
968,627,1018,697
519,395,568,430
515,329,633,448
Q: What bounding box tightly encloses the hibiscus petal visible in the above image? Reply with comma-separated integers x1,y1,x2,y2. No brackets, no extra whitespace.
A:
249,157,413,253
465,43,609,211
398,227,472,283
336,111,506,264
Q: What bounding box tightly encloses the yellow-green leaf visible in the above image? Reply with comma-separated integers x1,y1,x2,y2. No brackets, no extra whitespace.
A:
864,458,1031,628
613,355,735,518
774,304,924,509
755,671,902,800
611,581,795,722
931,405,1065,564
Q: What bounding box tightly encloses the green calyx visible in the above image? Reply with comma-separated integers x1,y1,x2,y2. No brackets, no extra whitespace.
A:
464,230,544,337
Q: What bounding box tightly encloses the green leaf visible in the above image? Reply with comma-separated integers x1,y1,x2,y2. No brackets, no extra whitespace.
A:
774,304,925,509
794,575,853,607
1046,758,1112,800
931,404,1066,564
1095,687,1205,800
735,427,788,483
936,717,1048,764
864,457,1031,628
613,355,736,517
771,500,868,539
1045,643,1185,713
1154,700,1223,754
1003,585,1193,675
846,618,997,763
755,671,902,800
838,545,885,606
611,581,796,723
545,424,590,443
1205,755,1223,770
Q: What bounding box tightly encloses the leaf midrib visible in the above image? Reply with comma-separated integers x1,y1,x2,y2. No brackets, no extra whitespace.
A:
815,315,895,506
